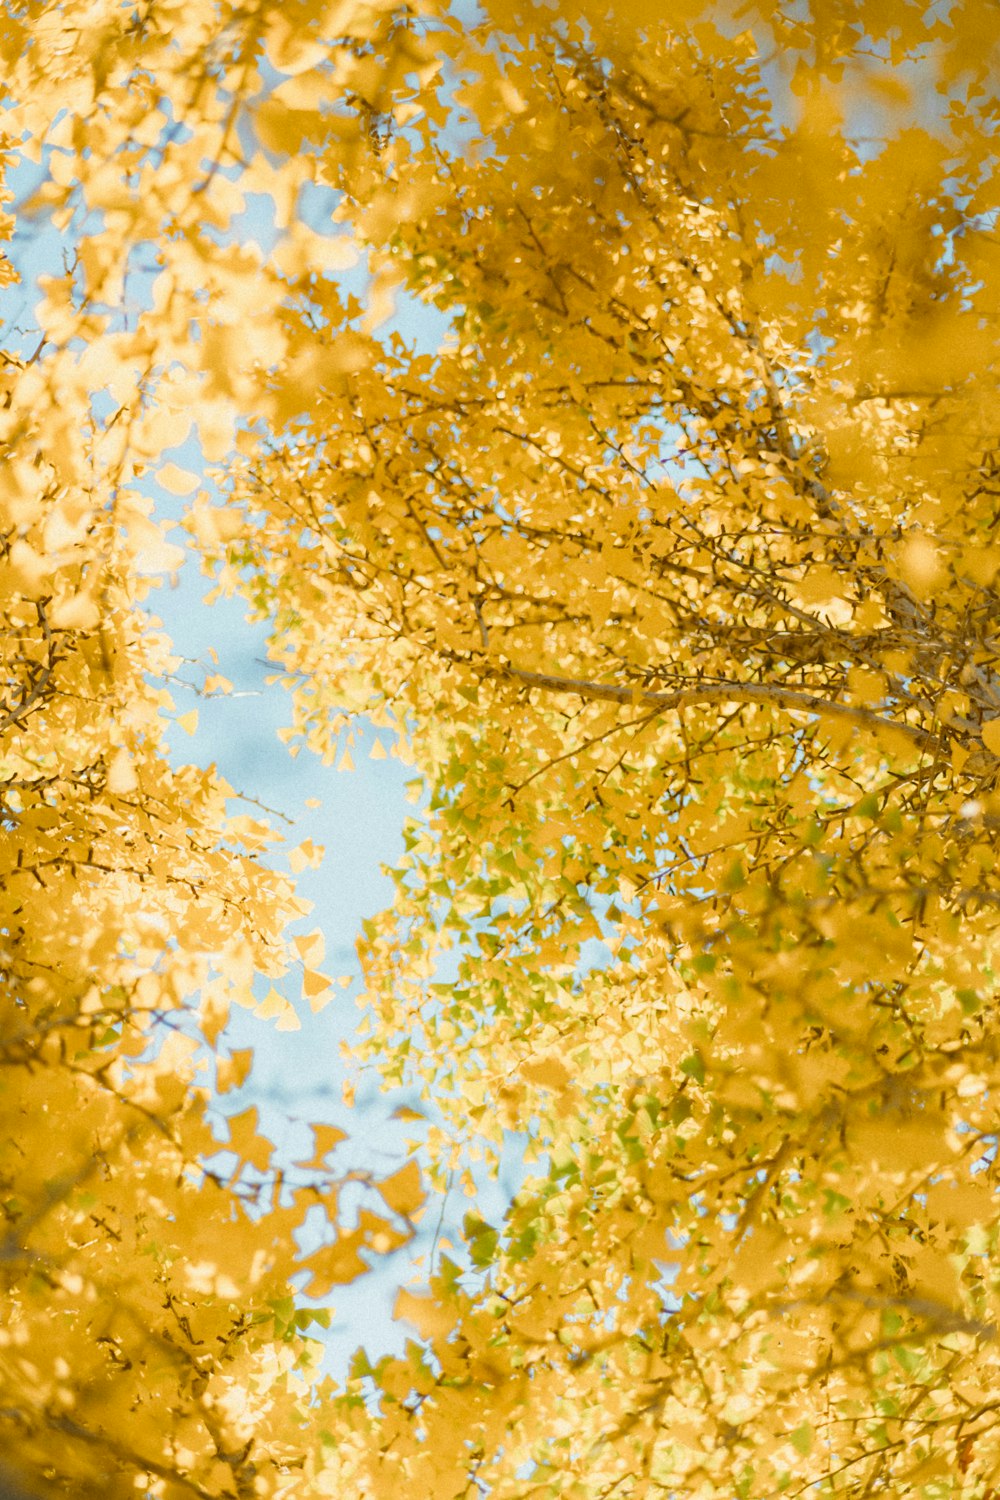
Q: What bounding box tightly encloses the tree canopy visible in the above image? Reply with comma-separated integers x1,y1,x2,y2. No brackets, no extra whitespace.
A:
4,0,1000,1495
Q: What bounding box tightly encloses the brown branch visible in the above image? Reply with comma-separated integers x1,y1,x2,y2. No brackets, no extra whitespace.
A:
48,1412,220,1500
0,602,55,738
498,664,937,752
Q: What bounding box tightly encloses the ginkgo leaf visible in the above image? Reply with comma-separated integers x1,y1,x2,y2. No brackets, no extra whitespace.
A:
898,532,946,597
377,1160,424,1218
981,718,1000,755
294,929,325,966
217,1049,254,1095
519,1053,572,1091
288,838,324,873
391,1104,427,1122
156,462,200,496
302,969,334,1011
295,1123,348,1171
393,1287,455,1341
49,591,101,630
106,747,139,794
298,1236,369,1297
256,987,301,1030
227,1107,275,1177
8,0,1000,1493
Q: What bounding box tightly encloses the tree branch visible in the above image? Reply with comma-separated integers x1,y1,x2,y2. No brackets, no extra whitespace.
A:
498,664,937,752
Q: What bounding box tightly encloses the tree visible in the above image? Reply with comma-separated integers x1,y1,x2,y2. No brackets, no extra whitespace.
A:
6,0,1000,1495
220,2,1000,1494
0,7,422,1495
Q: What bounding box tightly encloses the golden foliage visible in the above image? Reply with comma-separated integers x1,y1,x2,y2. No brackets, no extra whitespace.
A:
0,10,422,1495
5,0,1000,1495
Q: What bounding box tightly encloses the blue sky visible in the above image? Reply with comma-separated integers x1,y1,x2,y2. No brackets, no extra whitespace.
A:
152,544,425,1373
155,463,529,1379
3,128,531,1379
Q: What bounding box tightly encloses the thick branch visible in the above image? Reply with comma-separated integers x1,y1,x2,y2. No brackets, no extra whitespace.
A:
500,665,937,752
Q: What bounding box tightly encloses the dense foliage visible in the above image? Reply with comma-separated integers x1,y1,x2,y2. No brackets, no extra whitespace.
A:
4,0,1000,1494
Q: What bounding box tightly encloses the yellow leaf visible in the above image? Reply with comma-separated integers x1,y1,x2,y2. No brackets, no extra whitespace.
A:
294,929,325,966
217,1049,253,1094
296,1123,348,1171
299,1235,369,1297
925,1180,995,1228
394,1287,455,1340
106,747,139,794
289,838,324,873
227,1107,274,1176
898,533,946,597
519,1052,572,1091
189,502,243,546
157,461,200,495
49,591,100,630
908,1243,960,1305
846,667,886,707
263,10,330,75
852,1113,946,1172
303,969,334,1011
391,1104,426,1122
378,1160,424,1218
796,565,842,605
981,718,1000,755
360,1209,410,1255
256,987,301,1030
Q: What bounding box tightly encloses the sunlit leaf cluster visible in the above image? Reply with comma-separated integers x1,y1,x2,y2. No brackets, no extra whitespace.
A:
4,0,1000,1494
